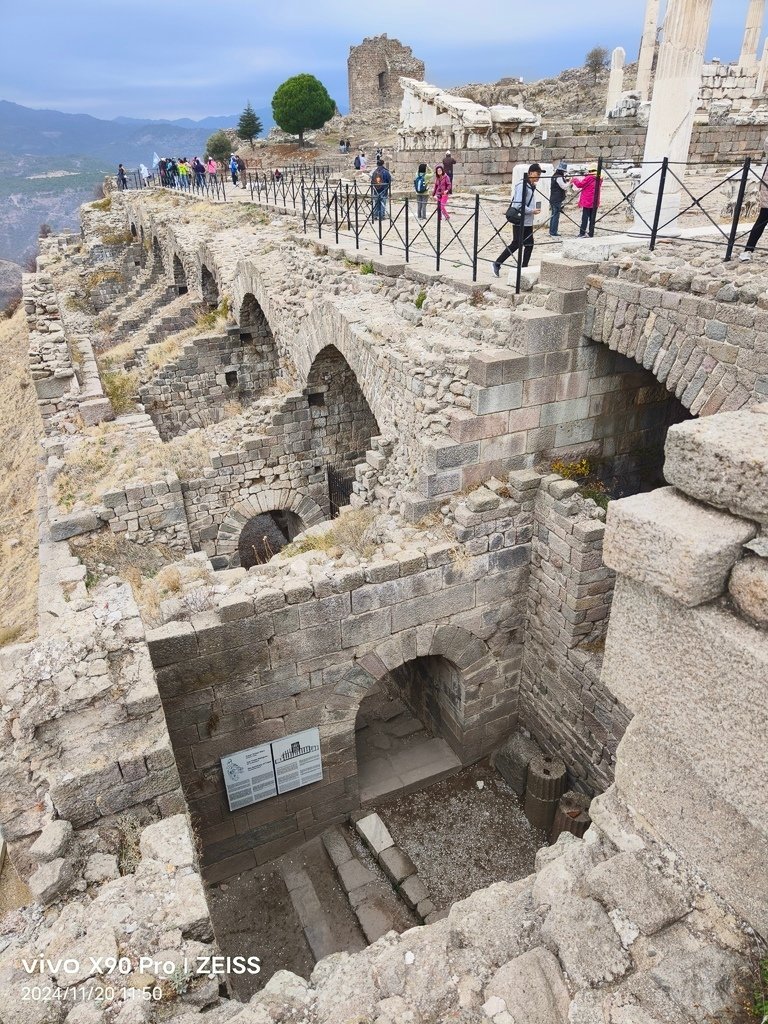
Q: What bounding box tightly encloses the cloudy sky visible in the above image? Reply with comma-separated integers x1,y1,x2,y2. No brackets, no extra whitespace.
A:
2,0,765,121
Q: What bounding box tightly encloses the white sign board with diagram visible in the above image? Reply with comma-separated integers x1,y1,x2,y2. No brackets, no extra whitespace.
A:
220,727,323,812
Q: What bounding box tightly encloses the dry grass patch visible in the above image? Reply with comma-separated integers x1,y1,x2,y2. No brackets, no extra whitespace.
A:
102,368,139,414
0,308,43,645
283,507,377,560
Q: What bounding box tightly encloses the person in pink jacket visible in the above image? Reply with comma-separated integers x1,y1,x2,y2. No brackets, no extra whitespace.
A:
572,167,602,237
433,164,452,221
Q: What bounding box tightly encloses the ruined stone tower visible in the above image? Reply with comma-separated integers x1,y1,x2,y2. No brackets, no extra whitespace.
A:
347,34,425,112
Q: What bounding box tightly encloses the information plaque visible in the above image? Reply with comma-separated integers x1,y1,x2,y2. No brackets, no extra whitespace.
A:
220,727,323,812
272,729,323,795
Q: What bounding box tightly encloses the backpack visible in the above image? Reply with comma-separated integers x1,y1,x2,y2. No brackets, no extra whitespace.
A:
372,168,385,187
353,155,361,170
414,173,426,194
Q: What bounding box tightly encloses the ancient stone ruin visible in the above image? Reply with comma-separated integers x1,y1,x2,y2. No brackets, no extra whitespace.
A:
0,5,766,1023
348,34,425,114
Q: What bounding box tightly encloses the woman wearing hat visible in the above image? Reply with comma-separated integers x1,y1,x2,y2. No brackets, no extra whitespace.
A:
572,167,601,237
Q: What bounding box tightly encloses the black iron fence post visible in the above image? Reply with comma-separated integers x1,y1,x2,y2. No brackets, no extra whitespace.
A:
316,188,322,239
354,181,360,249
345,184,351,229
436,201,442,272
301,179,306,233
334,192,339,244
724,156,752,262
405,197,410,263
589,157,603,238
472,193,480,282
649,158,669,251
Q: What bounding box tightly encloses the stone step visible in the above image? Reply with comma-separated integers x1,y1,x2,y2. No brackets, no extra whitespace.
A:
357,736,462,805
278,836,365,962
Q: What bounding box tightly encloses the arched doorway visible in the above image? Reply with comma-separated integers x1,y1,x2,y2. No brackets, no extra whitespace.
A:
354,655,466,804
212,492,326,569
172,254,188,295
305,345,380,516
236,293,279,388
201,264,219,308
237,509,304,568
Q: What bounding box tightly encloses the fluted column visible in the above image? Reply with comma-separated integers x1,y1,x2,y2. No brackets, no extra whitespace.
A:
756,38,768,93
636,0,662,101
634,0,713,235
605,47,626,117
740,0,765,67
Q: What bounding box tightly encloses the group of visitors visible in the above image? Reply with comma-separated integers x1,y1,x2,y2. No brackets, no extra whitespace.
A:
156,156,217,189
338,139,351,154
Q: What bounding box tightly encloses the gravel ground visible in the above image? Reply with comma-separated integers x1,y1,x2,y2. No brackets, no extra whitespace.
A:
370,759,547,912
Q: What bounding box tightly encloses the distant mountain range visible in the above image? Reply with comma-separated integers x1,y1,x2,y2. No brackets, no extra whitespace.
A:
0,100,273,267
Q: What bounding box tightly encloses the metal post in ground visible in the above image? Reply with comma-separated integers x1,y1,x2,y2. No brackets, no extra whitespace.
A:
345,184,351,229
472,193,480,282
589,157,603,238
649,158,669,251
405,198,410,263
354,181,360,248
316,189,322,239
436,202,442,272
301,179,306,233
725,156,752,262
334,192,339,244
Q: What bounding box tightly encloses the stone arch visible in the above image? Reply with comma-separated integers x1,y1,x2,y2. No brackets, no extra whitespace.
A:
201,264,219,308
306,345,380,499
172,254,188,294
213,491,326,568
326,625,504,764
151,236,164,274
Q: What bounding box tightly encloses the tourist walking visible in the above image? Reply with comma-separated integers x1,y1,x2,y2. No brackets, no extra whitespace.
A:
740,162,768,261
549,160,569,236
370,159,391,221
166,158,178,187
433,164,452,221
117,164,128,190
443,151,456,182
206,157,218,182
492,163,543,277
229,154,239,187
236,154,247,188
414,162,429,220
572,167,601,237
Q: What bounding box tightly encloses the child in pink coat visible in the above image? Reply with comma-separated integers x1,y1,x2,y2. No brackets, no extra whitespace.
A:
433,164,452,221
572,168,601,236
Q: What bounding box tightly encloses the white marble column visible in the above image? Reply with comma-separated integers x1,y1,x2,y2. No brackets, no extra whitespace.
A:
634,0,713,235
636,0,662,102
740,0,766,67
756,38,768,93
605,47,626,117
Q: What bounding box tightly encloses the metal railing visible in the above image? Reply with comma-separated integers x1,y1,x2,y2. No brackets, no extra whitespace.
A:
128,157,768,292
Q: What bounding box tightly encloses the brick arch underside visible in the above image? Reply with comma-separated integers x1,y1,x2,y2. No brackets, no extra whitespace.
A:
214,491,327,564
322,625,506,765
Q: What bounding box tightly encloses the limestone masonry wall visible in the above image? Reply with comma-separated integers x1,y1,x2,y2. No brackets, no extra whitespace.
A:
348,34,424,113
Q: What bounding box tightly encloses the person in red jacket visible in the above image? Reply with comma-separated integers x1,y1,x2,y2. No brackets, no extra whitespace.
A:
572,167,602,237
433,164,452,221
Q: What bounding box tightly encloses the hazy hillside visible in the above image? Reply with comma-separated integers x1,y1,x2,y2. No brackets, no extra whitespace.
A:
0,100,262,264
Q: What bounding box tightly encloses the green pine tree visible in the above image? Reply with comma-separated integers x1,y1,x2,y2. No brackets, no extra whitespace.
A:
271,74,335,147
236,101,263,148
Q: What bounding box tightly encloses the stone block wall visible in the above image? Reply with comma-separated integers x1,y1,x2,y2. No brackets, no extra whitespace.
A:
146,490,534,879
348,34,424,113
585,263,768,413
699,61,759,108
139,326,279,440
520,479,629,794
391,121,768,184
601,407,768,933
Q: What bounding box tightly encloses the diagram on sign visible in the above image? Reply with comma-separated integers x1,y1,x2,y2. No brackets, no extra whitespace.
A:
220,728,323,811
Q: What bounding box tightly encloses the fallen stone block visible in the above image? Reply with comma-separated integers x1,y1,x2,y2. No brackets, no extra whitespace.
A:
84,853,120,884
321,827,354,869
378,845,417,886
484,946,570,1024
29,857,75,905
585,851,691,935
338,859,376,894
30,819,73,863
492,731,541,796
356,898,396,944
729,555,768,626
398,873,429,910
355,813,394,856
